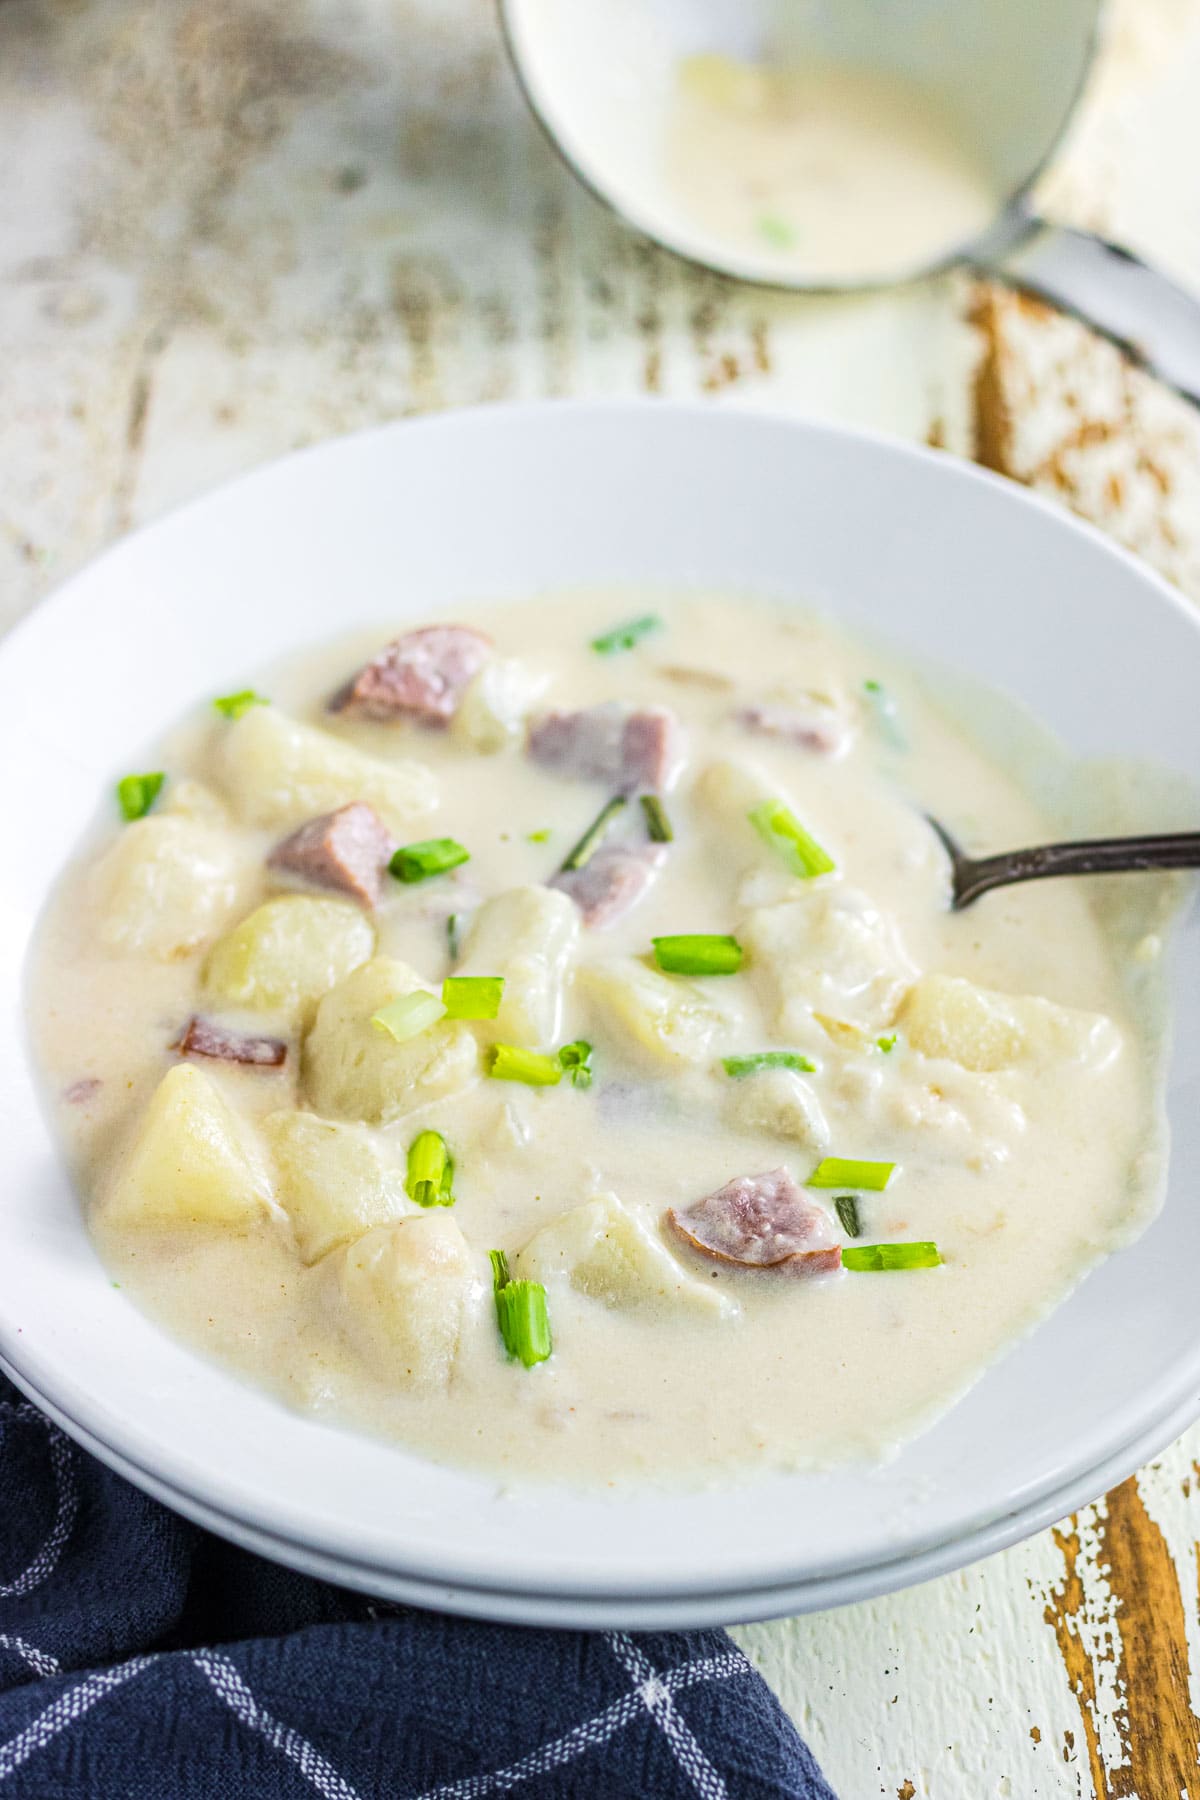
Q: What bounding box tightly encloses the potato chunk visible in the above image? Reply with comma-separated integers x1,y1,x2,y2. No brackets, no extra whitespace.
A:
214,705,437,834
101,1064,273,1230
265,1110,411,1263
457,886,579,1046
303,956,479,1123
332,1214,480,1387
517,1192,733,1318
92,817,242,959
723,1067,830,1151
740,887,915,1034
451,658,550,754
205,896,374,1025
900,974,1120,1074
581,958,729,1068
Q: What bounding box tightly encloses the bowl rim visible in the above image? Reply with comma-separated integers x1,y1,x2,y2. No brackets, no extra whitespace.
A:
4,395,1200,1607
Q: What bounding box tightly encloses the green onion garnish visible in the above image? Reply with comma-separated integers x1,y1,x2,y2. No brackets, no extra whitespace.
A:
748,800,835,879
527,828,551,844
559,796,627,872
490,1252,553,1368
446,914,460,963
834,1195,861,1238
371,991,446,1042
876,1033,897,1054
116,772,165,822
652,934,743,976
558,1040,594,1088
442,975,504,1021
390,838,470,883
808,1157,896,1191
722,1051,816,1078
863,679,906,750
640,794,674,842
212,689,268,721
757,213,797,249
487,1044,563,1086
843,1241,941,1272
406,1129,454,1207
590,615,662,655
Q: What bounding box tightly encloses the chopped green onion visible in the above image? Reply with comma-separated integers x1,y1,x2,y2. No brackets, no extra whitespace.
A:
527,828,551,844
590,614,662,655
652,934,743,976
808,1157,896,1191
834,1195,861,1238
487,1044,563,1086
212,689,268,720
757,213,797,249
406,1129,454,1207
559,796,627,872
722,1051,816,1078
843,1241,942,1272
371,990,446,1042
446,913,460,963
442,975,504,1020
640,794,674,842
748,800,835,879
490,1254,553,1367
558,1040,594,1088
489,1247,512,1291
876,1033,897,1054
863,678,906,750
116,771,165,821
390,837,470,883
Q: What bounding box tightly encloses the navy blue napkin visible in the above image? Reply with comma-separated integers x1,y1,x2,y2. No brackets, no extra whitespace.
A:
0,1379,836,1798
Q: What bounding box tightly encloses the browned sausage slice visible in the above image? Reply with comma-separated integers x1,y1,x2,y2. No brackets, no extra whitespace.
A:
329,625,491,724
551,844,667,927
736,697,850,756
527,703,682,792
666,1167,841,1275
268,802,394,907
174,1016,287,1068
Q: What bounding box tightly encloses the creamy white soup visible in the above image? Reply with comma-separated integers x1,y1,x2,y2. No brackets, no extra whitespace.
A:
666,55,999,284
29,593,1168,1486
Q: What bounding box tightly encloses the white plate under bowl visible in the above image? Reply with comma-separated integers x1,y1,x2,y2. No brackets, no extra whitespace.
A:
5,1352,1196,1629
3,401,1200,1622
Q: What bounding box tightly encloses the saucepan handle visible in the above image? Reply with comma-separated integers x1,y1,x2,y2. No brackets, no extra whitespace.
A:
981,213,1200,409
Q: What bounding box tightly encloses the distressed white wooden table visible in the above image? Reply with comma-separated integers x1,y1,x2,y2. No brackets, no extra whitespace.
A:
4,2,1200,1793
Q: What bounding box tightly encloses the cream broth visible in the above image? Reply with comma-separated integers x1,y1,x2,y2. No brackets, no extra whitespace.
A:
666,55,998,283
29,593,1166,1486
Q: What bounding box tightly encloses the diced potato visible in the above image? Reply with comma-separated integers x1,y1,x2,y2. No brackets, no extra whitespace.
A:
205,896,374,1025
101,1064,273,1230
517,1192,733,1317
265,1109,411,1263
581,958,730,1068
694,757,772,830
303,956,479,1123
740,887,915,1034
331,1214,480,1387
451,658,550,754
723,1067,830,1151
214,705,437,834
159,777,228,826
457,886,579,1046
92,816,243,959
899,973,1120,1074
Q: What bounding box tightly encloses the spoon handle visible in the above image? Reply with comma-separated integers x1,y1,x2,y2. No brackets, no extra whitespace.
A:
956,832,1200,908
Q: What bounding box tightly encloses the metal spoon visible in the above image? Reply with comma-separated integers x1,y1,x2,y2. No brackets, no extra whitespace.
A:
928,817,1200,911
